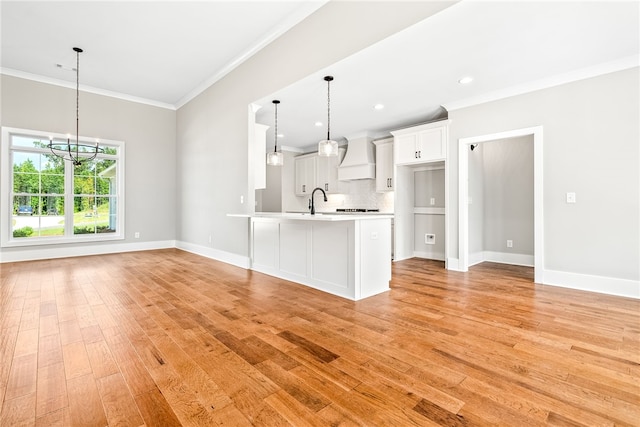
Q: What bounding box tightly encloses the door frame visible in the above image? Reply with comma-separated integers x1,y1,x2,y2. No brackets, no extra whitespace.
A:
458,126,544,283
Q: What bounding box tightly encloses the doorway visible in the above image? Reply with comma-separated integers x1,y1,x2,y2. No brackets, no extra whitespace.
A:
458,127,544,284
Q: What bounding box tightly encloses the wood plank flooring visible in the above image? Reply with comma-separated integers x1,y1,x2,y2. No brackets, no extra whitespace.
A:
0,249,638,426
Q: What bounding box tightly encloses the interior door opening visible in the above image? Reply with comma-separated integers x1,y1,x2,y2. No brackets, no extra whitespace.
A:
458,126,544,284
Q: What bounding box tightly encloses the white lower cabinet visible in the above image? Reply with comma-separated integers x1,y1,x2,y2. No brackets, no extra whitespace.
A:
251,215,392,301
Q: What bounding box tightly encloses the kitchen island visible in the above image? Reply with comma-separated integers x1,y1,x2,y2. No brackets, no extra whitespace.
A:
236,213,392,301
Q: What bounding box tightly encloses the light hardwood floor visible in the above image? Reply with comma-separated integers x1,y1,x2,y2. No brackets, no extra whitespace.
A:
0,249,638,426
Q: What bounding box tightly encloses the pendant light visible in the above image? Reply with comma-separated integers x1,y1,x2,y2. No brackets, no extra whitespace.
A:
266,99,284,166
318,75,338,157
48,47,104,166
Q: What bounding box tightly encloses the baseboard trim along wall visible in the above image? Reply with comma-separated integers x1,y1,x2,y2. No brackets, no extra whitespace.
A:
544,269,639,299
0,240,176,263
469,251,535,267
175,240,251,269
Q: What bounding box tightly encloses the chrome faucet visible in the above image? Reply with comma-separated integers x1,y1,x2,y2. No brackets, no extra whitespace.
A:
310,187,327,215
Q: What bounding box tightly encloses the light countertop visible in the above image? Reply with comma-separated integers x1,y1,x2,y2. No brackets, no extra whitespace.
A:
228,212,393,221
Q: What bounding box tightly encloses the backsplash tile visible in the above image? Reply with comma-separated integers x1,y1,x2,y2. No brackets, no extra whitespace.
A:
322,180,394,213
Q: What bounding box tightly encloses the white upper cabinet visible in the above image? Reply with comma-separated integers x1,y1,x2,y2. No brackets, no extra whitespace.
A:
373,138,394,192
295,148,347,196
294,154,316,196
317,147,347,193
392,120,448,165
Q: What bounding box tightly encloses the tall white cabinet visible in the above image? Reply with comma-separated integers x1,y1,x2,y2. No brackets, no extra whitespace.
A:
373,137,394,192
391,120,449,264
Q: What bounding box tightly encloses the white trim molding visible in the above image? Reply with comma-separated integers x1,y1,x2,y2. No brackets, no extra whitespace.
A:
175,240,251,270
543,270,639,300
0,240,175,263
470,251,534,268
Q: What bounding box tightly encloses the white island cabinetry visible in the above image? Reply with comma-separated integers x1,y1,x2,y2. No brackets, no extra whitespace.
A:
250,214,392,301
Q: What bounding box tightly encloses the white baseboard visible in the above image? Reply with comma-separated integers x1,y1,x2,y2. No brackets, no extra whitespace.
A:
543,269,639,299
0,240,176,263
175,240,250,269
468,250,534,267
413,251,445,261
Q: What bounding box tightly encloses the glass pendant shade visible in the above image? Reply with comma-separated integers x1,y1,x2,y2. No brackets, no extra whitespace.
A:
318,75,338,157
318,139,339,157
266,150,283,166
267,99,283,166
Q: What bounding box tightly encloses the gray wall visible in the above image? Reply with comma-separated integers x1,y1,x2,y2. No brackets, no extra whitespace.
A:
175,1,454,258
483,136,534,255
0,75,177,257
468,136,534,259
449,68,640,281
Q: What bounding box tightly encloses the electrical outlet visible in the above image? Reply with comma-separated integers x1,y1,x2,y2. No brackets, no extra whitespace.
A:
208,234,212,244
566,192,576,203
507,240,513,248
240,195,244,204
425,234,435,245
430,197,435,206
134,232,140,239
371,231,378,240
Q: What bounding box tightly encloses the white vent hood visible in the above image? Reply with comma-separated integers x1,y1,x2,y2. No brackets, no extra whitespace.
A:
338,136,376,180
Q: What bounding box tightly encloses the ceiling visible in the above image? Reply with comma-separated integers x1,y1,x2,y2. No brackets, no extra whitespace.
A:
0,1,325,108
254,0,639,151
1,1,638,151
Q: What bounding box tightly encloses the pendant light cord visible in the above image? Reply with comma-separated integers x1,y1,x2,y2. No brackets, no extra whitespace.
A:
326,78,331,140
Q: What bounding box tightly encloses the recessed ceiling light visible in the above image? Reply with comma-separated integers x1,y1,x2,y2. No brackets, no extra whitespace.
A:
314,121,323,127
374,104,385,110
458,76,473,85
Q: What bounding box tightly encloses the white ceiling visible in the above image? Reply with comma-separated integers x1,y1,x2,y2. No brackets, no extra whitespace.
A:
0,0,325,108
1,1,638,151
255,0,639,150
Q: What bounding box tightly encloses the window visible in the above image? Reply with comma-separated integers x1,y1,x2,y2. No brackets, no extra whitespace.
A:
1,127,124,247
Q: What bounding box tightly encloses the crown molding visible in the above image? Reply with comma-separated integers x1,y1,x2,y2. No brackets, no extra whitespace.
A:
1,67,176,110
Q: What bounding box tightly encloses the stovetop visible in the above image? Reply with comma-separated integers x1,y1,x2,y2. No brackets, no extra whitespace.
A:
336,208,380,212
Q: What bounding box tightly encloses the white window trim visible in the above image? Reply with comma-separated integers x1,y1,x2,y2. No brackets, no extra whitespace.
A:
1,126,125,247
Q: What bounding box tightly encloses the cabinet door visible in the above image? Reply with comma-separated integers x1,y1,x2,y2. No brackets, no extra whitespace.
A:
376,142,394,192
295,155,316,196
395,133,420,165
418,127,446,161
318,148,347,193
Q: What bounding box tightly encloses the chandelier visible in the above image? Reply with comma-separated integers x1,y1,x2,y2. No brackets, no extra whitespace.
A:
48,47,104,166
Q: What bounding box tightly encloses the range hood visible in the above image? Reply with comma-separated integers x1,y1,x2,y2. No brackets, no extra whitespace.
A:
338,136,375,180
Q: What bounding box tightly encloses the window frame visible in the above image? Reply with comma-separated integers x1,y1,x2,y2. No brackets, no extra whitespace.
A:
1,126,125,247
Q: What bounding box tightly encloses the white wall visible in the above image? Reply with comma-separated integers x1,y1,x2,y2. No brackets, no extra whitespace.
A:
448,68,640,293
0,75,177,261
175,1,453,265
